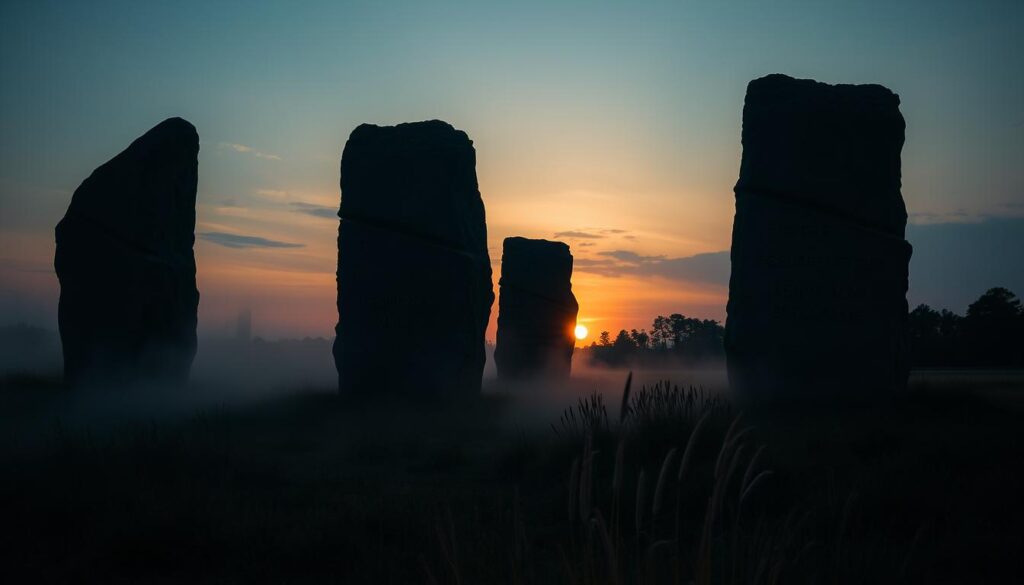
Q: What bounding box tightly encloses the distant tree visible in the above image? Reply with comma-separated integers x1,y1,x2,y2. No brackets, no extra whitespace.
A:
668,313,688,345
598,331,612,347
687,319,725,360
966,287,1022,321
963,288,1024,366
587,314,724,367
613,330,635,351
649,313,725,360
907,288,1023,368
629,328,650,350
938,308,962,340
908,304,950,366
908,303,939,334
650,316,672,349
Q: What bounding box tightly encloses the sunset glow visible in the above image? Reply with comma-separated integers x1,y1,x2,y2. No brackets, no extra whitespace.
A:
574,324,588,340
0,1,1021,341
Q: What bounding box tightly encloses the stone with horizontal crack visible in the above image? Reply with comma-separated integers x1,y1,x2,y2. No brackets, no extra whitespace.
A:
494,237,579,380
334,120,494,399
55,117,200,386
725,74,912,402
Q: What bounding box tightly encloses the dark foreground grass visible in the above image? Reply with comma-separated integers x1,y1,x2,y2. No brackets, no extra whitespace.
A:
0,374,1021,584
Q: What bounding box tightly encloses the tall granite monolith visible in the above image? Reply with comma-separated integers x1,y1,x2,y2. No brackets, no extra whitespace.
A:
55,117,200,386
494,237,579,379
725,74,912,402
334,120,493,399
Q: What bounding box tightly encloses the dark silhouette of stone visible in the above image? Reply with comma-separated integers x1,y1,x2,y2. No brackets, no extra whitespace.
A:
55,117,200,386
725,74,912,402
494,237,579,379
334,120,493,398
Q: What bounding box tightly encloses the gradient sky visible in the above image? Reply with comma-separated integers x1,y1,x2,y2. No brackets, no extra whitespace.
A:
1,0,1021,341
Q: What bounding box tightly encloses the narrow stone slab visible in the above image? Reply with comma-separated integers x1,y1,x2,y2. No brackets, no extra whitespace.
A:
495,237,579,380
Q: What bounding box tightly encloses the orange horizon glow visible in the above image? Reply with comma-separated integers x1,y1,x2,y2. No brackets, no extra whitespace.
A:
186,174,732,340
0,197,731,342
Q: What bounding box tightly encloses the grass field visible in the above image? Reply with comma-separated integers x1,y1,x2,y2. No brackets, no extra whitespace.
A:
1,369,1022,584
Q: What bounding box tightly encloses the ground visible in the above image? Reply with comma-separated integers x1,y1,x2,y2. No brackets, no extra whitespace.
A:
1,369,1022,584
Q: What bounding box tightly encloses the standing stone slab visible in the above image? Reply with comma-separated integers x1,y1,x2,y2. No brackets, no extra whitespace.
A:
725,74,912,402
334,120,493,398
55,118,200,385
494,237,579,379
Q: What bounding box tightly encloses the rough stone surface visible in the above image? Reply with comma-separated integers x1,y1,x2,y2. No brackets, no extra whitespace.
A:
725,74,912,402
55,117,200,385
494,237,579,379
334,120,493,398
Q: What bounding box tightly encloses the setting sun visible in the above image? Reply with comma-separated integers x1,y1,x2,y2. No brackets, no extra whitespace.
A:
574,324,588,340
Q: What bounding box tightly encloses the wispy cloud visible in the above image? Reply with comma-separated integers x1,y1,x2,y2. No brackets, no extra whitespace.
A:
909,210,975,225
554,230,605,239
218,142,282,161
575,249,731,286
199,231,304,249
290,202,337,219
600,250,663,263
554,228,631,240
910,203,1024,225
572,257,618,270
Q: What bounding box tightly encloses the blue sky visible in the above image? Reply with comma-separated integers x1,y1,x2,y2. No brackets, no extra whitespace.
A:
1,0,1021,337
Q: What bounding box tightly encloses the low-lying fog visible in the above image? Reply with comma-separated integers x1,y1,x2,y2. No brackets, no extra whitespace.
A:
0,325,729,433
5,325,1020,435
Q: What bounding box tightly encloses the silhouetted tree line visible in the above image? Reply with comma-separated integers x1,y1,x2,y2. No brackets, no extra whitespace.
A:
584,313,725,367
583,287,1024,369
909,287,1024,368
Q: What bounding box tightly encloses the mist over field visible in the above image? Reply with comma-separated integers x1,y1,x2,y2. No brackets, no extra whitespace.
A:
0,323,727,430
5,321,1020,442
